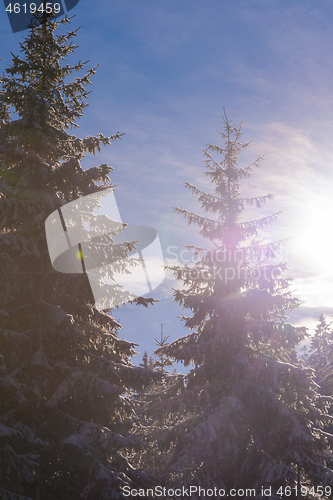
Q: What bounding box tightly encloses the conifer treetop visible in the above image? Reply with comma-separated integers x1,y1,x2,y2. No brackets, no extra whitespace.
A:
0,14,123,194
174,109,280,245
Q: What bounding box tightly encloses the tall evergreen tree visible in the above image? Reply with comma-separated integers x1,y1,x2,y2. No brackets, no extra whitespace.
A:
152,324,173,373
139,350,151,370
309,315,333,397
133,328,185,477
0,13,154,500
155,112,333,498
308,314,332,371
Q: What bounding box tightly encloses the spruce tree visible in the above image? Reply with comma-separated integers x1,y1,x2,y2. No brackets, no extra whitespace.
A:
139,350,150,370
133,329,185,477
155,112,333,497
152,325,173,373
0,13,153,500
309,315,333,397
308,314,332,371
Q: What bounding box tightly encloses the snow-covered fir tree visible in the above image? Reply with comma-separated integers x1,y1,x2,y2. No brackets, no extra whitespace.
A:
133,328,185,477
138,325,173,373
155,111,333,498
152,324,174,373
309,315,333,397
139,350,151,370
308,314,332,370
0,12,154,500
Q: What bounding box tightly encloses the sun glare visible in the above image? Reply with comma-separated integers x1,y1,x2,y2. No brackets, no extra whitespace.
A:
291,202,333,277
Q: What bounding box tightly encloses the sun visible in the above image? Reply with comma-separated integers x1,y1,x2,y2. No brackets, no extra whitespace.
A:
289,201,333,277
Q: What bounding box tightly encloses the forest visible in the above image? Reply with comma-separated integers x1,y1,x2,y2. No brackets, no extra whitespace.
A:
1,10,333,500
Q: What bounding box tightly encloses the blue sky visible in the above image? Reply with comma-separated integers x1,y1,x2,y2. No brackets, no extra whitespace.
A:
2,0,333,368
